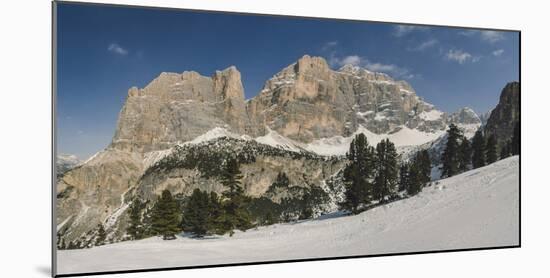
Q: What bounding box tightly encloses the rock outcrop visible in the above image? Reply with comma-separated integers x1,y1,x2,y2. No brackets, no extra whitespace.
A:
247,55,448,142
484,82,520,146
111,67,250,153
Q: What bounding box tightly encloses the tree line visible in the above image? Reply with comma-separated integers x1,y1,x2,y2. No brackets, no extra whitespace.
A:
126,158,328,239
127,158,252,240
125,122,520,240
440,122,520,179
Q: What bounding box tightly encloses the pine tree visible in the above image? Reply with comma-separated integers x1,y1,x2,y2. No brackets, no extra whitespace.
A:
500,140,511,159
486,134,498,164
299,191,314,220
340,133,375,214
407,163,422,196
471,129,486,169
151,190,181,240
398,163,410,192
273,172,289,188
95,224,107,246
264,211,276,225
208,192,223,230
417,150,432,185
182,189,211,237
407,150,432,195
511,122,520,155
440,124,463,178
458,137,472,172
216,158,252,236
127,199,145,240
374,139,399,202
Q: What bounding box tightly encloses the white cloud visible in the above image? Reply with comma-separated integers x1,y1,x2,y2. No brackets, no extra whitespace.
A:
446,49,474,64
321,41,339,51
492,49,505,56
363,62,396,72
408,39,438,51
393,25,429,37
366,61,414,79
107,43,128,55
330,53,414,79
340,55,362,66
458,30,505,43
458,30,477,37
479,31,505,43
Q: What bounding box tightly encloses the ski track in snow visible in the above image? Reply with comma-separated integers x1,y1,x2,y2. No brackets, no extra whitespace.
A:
57,156,519,275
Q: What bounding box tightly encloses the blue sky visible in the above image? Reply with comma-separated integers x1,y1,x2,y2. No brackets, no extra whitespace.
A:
56,3,519,159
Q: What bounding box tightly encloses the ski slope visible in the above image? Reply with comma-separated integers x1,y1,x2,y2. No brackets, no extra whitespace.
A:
57,156,519,275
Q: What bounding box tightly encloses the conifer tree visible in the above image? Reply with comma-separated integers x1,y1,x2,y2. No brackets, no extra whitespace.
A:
217,158,252,236
511,122,520,155
440,124,462,178
486,134,498,164
471,129,486,169
208,192,223,229
500,140,511,159
151,190,181,240
182,189,211,237
374,139,399,202
95,224,107,246
299,191,314,220
458,137,472,172
264,211,276,225
406,150,432,195
407,163,422,196
273,172,290,188
340,133,375,214
417,150,432,185
398,163,410,192
127,199,145,240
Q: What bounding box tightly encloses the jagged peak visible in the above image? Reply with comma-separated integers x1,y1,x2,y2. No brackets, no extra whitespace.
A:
459,107,476,114
294,55,331,72
338,64,371,74
451,106,481,125
215,65,239,75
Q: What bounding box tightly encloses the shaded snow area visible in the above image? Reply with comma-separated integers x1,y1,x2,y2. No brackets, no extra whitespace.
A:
57,156,519,275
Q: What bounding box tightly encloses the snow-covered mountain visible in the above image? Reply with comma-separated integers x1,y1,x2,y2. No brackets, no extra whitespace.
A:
56,55,497,248
57,156,519,275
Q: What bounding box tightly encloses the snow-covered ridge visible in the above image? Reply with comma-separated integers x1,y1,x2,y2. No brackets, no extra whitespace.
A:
305,126,446,156
141,128,254,169
184,127,252,145
179,125,446,157
157,125,448,158
418,110,444,121
254,127,305,153
57,154,80,165
58,156,519,274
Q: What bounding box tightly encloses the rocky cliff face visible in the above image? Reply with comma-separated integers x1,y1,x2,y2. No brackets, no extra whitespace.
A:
111,67,250,153
134,138,344,203
247,55,448,142
484,82,520,146
56,149,144,246
56,55,492,248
